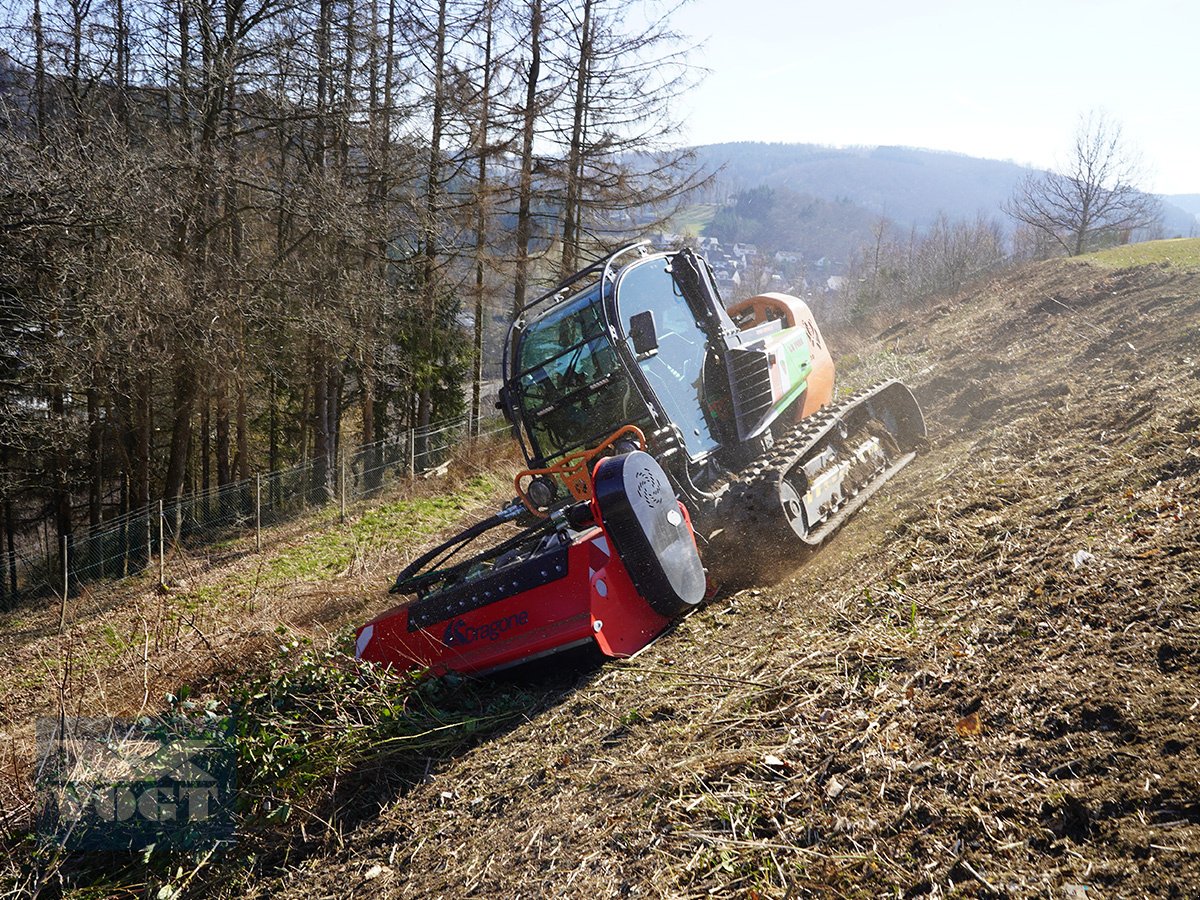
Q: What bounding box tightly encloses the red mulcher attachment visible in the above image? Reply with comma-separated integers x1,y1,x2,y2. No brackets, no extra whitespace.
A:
356,450,706,676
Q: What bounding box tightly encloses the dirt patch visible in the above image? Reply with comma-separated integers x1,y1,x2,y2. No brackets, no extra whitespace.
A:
244,259,1200,899
8,259,1200,898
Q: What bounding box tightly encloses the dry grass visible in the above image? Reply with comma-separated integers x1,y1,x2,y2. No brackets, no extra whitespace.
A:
256,257,1200,899
9,249,1200,898
0,436,522,862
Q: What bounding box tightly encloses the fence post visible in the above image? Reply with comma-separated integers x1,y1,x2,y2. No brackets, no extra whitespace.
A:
59,534,68,633
158,500,165,589
255,474,262,552
146,503,152,574
408,428,416,477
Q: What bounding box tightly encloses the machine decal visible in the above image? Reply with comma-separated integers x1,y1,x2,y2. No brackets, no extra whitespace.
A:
635,468,665,508
442,611,531,647
355,624,374,658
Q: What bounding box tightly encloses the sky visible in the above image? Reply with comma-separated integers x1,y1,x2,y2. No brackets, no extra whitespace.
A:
672,0,1199,195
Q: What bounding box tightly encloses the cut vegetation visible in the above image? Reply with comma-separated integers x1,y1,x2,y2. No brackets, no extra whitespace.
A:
5,240,1200,898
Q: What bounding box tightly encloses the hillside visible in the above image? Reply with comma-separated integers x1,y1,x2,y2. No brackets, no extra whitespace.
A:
1167,194,1200,222
262,240,1200,898
5,241,1200,898
695,143,1030,229
690,142,1199,241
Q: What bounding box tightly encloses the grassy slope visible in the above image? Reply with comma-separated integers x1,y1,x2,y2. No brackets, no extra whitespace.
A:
0,448,517,874
0,470,505,714
9,240,1200,898
256,245,1200,899
1080,236,1200,269
671,203,718,238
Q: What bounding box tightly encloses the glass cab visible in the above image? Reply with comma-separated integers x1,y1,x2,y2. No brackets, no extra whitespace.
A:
508,249,722,468
614,257,719,458
514,283,646,463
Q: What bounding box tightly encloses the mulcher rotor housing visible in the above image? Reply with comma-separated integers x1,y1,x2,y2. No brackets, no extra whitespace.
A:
356,244,925,675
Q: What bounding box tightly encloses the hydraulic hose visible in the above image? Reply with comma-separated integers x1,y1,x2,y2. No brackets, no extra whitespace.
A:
390,503,531,594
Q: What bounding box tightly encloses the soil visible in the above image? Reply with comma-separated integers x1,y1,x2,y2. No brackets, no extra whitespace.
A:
259,256,1200,898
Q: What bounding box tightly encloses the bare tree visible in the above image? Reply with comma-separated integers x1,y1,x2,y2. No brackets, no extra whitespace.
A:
0,0,719,609
550,0,709,275
1004,111,1161,257
510,0,546,317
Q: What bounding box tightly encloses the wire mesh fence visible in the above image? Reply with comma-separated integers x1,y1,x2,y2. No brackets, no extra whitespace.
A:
0,414,512,619
1,543,63,611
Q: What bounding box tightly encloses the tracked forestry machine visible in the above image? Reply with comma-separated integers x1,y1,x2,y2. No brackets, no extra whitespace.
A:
356,243,925,675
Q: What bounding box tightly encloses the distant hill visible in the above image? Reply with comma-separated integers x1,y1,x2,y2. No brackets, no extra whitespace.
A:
699,185,879,269
1167,194,1200,223
690,142,1197,240
693,142,1028,231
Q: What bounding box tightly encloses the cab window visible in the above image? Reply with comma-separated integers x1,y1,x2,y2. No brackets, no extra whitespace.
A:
616,259,718,458
516,287,642,460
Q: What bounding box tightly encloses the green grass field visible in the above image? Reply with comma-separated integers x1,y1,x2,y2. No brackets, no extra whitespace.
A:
1080,236,1200,269
672,203,718,237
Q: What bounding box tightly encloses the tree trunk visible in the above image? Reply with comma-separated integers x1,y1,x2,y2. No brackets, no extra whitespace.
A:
50,387,71,551
235,378,250,481
215,380,231,488
561,0,592,276
3,494,16,607
130,375,151,570
1073,201,1090,256
136,377,151,508
114,0,128,126
361,354,377,491
415,0,449,460
87,386,102,528
312,351,330,501
513,0,543,318
472,0,495,435
32,0,46,146
298,374,310,476
327,362,342,477
201,392,210,493
1,444,16,607
164,369,194,500
118,415,131,576
268,372,278,473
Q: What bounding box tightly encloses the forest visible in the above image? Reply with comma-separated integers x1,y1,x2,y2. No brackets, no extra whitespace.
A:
0,0,703,603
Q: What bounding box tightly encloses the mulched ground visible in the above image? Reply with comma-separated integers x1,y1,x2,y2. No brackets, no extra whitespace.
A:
235,259,1200,897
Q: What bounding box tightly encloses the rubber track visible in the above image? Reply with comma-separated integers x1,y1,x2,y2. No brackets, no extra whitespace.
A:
708,379,916,585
